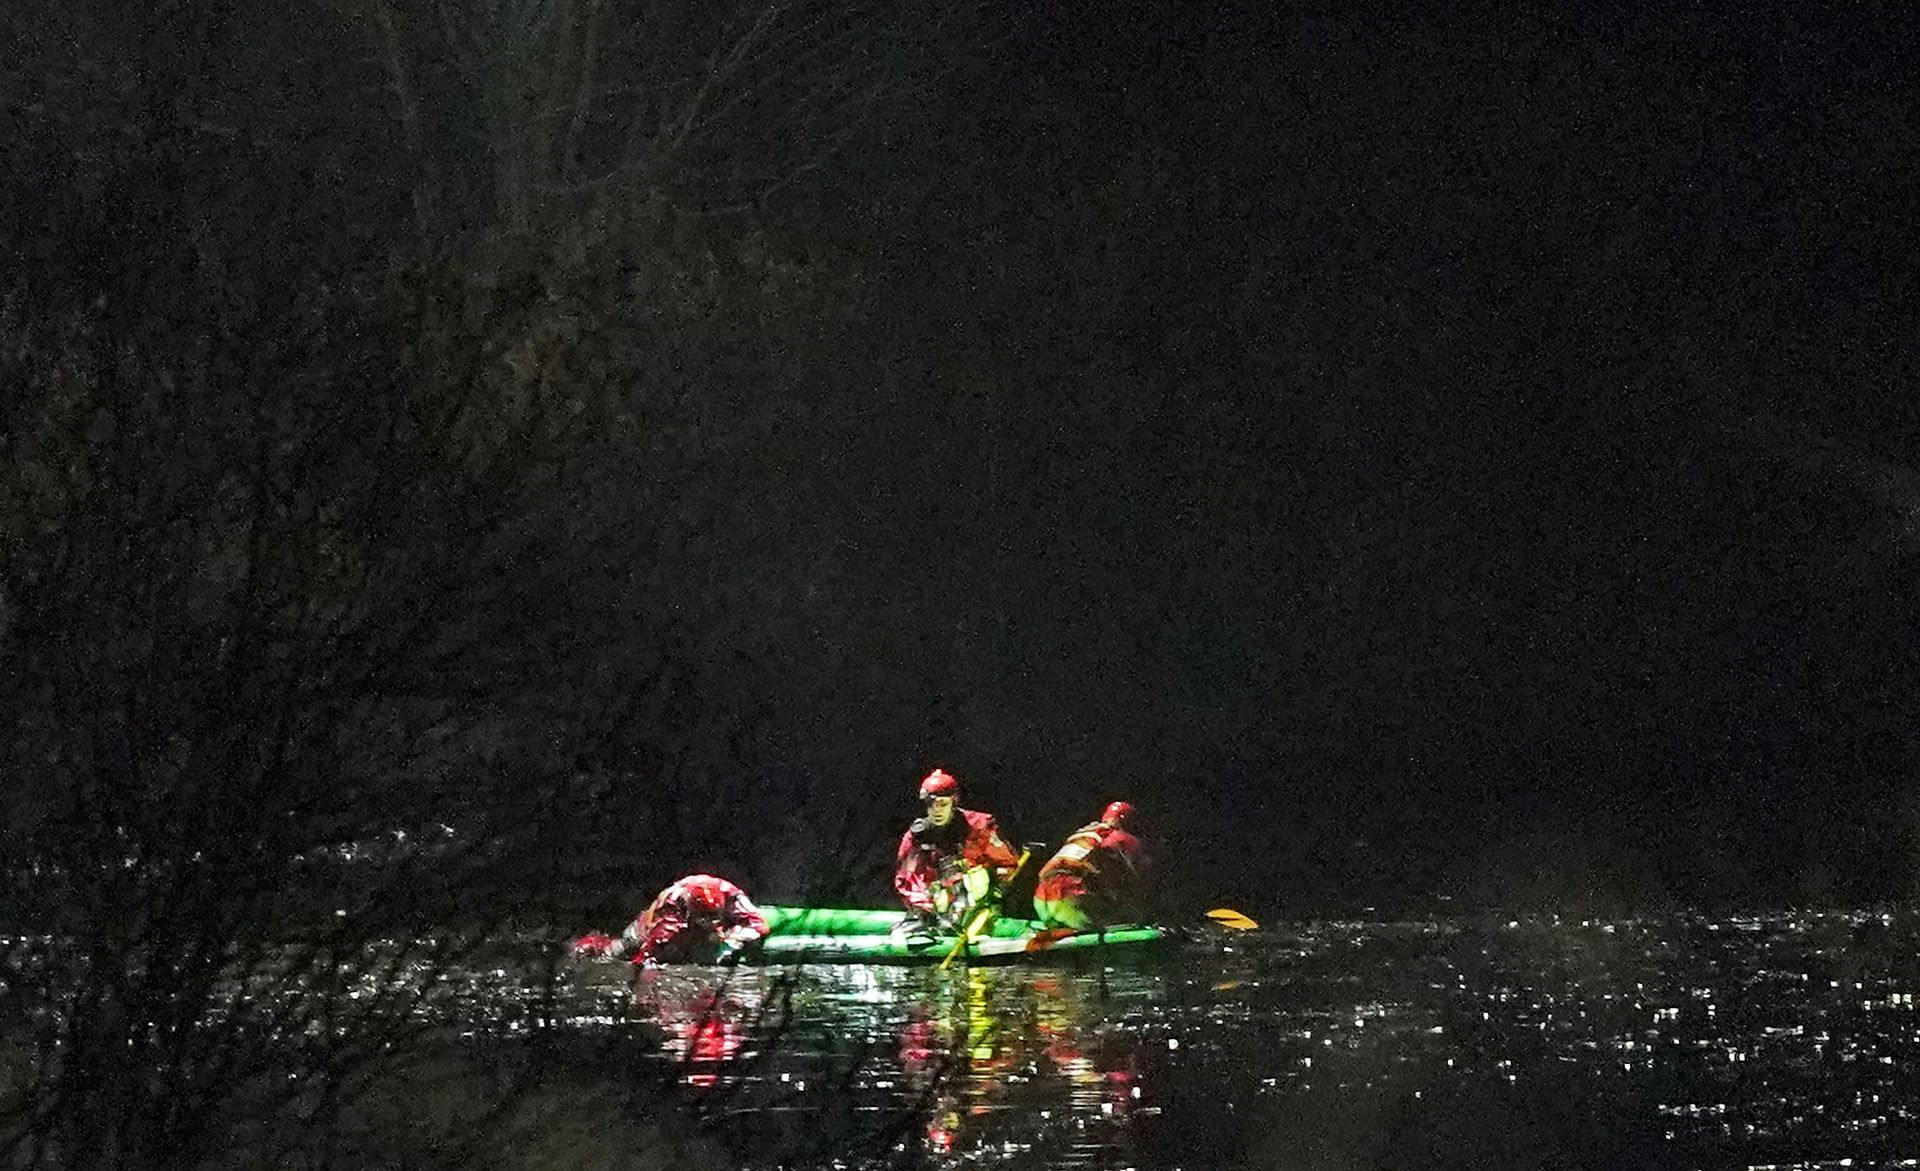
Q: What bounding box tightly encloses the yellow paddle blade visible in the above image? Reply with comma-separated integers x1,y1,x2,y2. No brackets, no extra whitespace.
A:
1205,907,1260,931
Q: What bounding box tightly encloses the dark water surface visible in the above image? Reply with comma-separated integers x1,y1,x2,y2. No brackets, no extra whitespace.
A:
530,911,1920,1169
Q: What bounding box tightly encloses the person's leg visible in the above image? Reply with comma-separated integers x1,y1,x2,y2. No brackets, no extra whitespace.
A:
893,901,946,944
1033,873,1091,928
1033,896,1090,929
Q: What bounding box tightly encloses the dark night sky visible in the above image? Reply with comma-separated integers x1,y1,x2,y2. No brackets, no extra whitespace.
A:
747,3,1920,910
7,1,1916,913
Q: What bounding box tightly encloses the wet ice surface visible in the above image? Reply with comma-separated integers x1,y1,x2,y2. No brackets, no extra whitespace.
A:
522,911,1920,1168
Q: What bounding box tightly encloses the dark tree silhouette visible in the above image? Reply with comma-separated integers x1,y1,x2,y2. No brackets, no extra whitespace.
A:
0,2,919,1164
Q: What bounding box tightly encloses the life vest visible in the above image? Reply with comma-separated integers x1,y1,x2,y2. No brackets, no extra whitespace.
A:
909,817,971,906
895,808,1018,915
910,814,970,857
1042,821,1127,881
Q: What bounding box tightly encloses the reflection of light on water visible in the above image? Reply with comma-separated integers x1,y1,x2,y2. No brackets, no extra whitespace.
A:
526,910,1920,1167
819,963,895,1005
616,967,772,1089
599,960,1169,1162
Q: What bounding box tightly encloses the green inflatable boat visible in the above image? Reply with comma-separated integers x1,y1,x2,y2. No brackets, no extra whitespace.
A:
742,906,1168,966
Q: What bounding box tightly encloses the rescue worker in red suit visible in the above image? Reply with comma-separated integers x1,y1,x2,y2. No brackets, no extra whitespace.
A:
1034,801,1152,930
570,874,769,965
894,769,1020,934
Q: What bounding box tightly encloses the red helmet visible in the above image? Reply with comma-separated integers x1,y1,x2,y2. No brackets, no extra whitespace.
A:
919,769,960,800
1101,801,1134,827
682,875,732,912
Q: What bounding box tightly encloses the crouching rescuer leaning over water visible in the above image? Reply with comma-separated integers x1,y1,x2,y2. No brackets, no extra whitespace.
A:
1034,801,1152,930
894,769,1021,936
571,874,770,965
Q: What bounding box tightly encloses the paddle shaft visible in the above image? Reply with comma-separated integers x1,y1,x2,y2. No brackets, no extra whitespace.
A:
939,848,1032,971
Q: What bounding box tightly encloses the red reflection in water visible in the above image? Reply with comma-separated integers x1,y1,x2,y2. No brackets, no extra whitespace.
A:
900,1006,939,1072
895,970,1157,1157
647,985,747,1088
